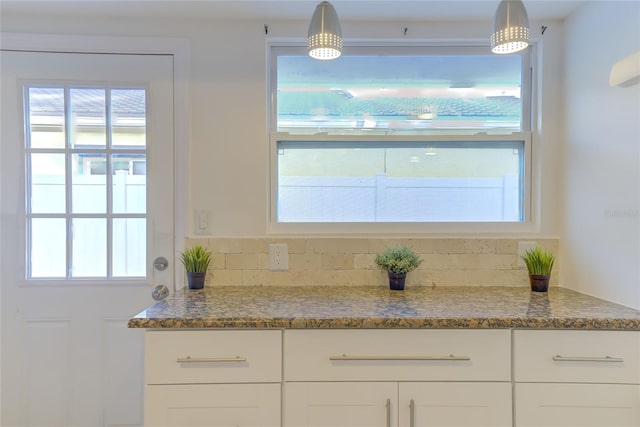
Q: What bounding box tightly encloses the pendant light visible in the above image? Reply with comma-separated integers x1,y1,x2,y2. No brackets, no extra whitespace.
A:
491,0,530,54
307,1,343,60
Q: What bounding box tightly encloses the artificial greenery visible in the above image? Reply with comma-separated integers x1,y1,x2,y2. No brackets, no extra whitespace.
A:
179,244,212,273
521,246,555,276
375,246,423,274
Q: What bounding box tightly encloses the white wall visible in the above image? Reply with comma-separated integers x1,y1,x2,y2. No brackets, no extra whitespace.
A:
562,1,640,309
1,9,565,239
8,3,640,307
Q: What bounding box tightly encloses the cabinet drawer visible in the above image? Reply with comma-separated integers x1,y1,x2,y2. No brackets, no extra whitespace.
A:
515,383,640,426
284,329,511,381
514,330,640,384
145,330,282,384
145,383,281,427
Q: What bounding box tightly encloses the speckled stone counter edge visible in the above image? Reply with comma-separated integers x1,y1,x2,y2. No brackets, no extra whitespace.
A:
128,317,640,330
128,286,640,330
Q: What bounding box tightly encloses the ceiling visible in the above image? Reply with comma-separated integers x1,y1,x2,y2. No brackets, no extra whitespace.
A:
1,0,585,22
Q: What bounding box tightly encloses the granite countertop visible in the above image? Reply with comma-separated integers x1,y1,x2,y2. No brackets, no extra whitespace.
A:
128,286,640,330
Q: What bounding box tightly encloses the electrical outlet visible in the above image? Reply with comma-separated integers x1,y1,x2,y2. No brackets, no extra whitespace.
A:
269,243,289,271
517,241,537,268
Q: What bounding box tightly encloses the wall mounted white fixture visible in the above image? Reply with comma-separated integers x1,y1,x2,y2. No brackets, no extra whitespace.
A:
609,50,640,87
307,1,342,60
491,0,530,54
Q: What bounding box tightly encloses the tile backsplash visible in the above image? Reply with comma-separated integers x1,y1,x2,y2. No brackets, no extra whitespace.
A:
185,237,559,288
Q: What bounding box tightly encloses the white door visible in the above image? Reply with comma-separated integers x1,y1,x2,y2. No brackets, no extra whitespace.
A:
285,382,398,427
145,384,281,427
1,50,175,427
399,382,512,427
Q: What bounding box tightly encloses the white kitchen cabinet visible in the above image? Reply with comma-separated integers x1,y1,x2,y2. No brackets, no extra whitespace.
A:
515,383,640,427
145,383,281,427
513,330,640,384
145,329,282,384
142,328,640,427
285,382,398,427
513,330,640,427
399,382,512,427
285,381,512,427
284,329,512,382
284,329,512,427
144,330,282,427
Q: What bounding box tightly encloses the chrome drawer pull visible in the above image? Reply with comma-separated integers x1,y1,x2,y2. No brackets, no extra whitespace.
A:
386,398,391,427
329,354,470,361
553,355,624,363
409,399,415,427
176,356,247,363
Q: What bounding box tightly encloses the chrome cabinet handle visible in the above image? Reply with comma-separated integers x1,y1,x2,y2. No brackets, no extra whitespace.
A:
386,398,391,427
176,356,247,363
409,399,415,427
329,354,470,361
553,355,624,363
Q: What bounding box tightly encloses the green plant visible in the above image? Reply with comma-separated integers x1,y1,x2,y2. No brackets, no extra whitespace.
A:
375,246,423,274
179,244,212,273
521,246,555,276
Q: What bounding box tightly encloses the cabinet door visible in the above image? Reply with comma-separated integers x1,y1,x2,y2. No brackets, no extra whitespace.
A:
399,382,512,427
515,383,640,427
145,383,280,427
285,382,397,427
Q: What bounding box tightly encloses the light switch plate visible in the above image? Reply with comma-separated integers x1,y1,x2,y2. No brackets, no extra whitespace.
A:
193,210,210,235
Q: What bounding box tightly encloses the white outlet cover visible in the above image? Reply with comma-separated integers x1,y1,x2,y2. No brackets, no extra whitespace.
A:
269,243,289,271
517,241,537,268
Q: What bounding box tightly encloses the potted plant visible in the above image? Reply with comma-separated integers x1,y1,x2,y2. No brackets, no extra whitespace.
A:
521,246,555,292
179,244,212,290
375,246,423,290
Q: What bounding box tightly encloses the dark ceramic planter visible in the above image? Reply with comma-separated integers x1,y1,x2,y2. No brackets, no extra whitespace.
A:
187,272,206,290
388,272,407,291
529,274,550,292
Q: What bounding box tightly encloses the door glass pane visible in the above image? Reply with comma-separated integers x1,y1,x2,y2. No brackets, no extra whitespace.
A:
72,153,106,214
70,88,106,148
111,89,146,148
30,153,66,214
113,218,146,277
31,218,66,278
24,83,151,280
112,154,146,214
27,87,65,149
277,141,523,222
72,218,106,277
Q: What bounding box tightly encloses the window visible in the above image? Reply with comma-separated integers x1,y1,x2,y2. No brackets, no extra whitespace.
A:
25,85,147,279
270,46,532,228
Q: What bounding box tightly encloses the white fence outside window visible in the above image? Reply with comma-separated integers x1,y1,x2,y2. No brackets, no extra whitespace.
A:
278,173,520,222
30,174,145,278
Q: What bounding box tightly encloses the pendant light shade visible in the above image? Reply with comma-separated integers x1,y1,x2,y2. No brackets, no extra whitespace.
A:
308,1,343,60
491,0,530,54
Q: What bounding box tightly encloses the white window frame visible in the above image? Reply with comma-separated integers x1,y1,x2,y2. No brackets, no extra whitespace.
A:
268,43,536,235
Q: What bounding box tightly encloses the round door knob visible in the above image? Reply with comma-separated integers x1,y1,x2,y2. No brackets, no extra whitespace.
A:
152,284,169,301
154,256,169,271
